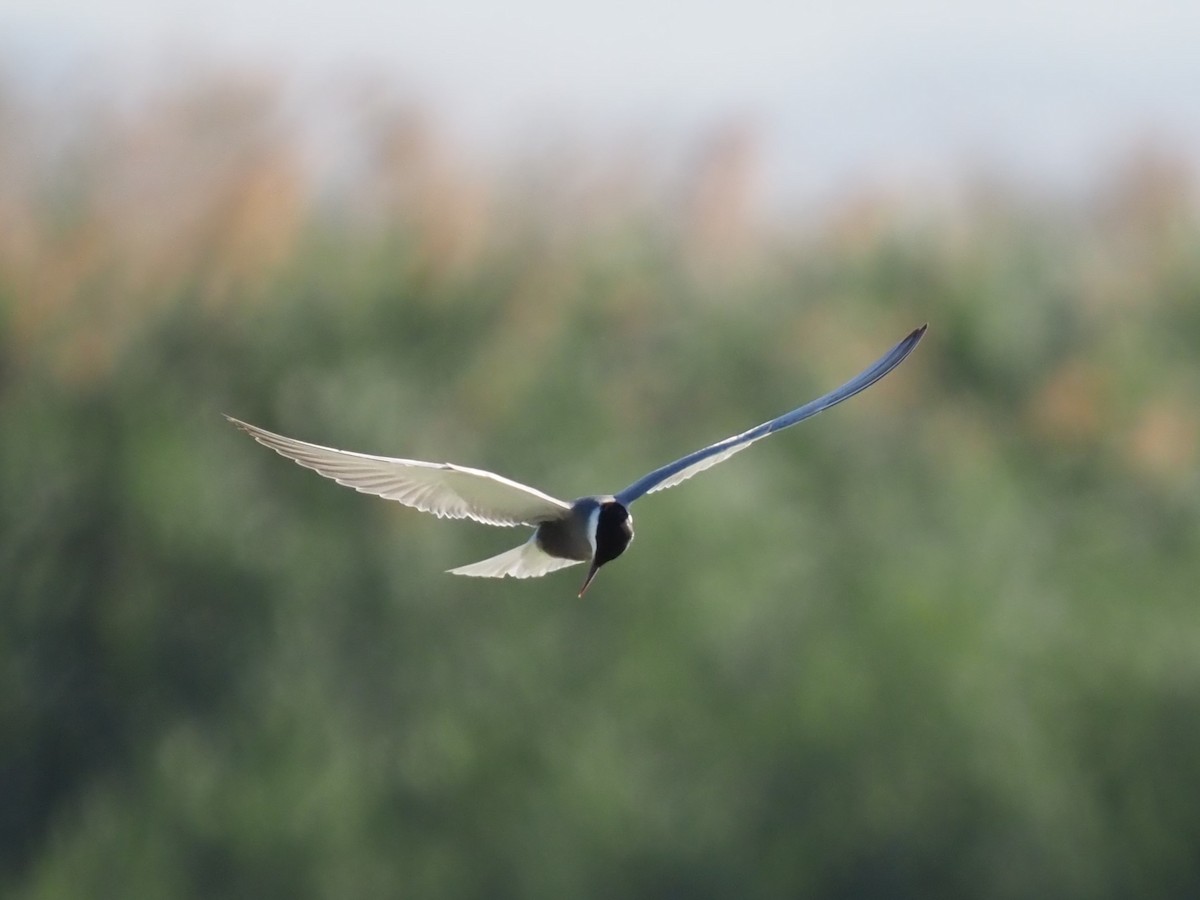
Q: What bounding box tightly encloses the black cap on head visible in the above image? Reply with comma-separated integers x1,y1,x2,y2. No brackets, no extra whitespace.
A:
578,501,634,596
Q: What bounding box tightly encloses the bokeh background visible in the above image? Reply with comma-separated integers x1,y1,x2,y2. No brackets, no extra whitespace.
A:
3,2,1200,897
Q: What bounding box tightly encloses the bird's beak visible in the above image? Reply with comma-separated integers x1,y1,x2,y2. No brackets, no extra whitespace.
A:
578,561,601,597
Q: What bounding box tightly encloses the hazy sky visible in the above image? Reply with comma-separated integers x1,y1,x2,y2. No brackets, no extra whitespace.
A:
5,0,1199,199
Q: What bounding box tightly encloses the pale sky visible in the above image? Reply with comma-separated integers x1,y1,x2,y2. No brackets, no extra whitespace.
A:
5,0,1200,200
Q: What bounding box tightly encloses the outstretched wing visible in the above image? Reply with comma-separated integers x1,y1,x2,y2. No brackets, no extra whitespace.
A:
615,324,926,505
227,417,570,527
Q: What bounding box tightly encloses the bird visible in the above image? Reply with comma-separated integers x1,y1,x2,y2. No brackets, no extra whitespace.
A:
228,324,925,596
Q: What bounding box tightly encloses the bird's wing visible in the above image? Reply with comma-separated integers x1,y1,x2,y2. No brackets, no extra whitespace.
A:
615,324,926,505
447,536,584,579
227,417,570,527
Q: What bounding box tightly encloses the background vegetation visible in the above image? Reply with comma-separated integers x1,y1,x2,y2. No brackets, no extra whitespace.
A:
2,72,1199,898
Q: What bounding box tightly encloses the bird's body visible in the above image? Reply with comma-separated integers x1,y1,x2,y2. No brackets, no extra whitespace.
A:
534,502,601,563
229,325,925,595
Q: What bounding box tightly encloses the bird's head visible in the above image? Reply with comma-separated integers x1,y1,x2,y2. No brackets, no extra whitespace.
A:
578,500,634,596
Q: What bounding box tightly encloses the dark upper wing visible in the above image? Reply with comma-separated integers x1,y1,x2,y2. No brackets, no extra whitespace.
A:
614,324,926,505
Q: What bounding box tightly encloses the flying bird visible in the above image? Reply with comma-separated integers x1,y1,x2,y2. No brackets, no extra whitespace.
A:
228,324,925,595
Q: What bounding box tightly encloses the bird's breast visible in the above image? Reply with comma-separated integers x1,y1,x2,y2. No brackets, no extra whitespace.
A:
535,516,594,562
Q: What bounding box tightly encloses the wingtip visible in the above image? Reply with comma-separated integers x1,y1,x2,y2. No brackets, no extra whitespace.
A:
912,323,929,339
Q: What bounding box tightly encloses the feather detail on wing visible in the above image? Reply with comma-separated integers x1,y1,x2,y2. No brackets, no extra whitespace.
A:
226,417,570,527
615,324,927,504
641,442,754,495
447,537,584,579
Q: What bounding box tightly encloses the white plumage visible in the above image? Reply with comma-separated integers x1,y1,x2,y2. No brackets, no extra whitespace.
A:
446,537,584,579
227,419,569,527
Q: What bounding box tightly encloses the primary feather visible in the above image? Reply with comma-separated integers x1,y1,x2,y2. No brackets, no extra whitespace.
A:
226,417,570,527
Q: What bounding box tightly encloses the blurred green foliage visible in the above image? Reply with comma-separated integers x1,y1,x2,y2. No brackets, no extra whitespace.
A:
2,74,1200,899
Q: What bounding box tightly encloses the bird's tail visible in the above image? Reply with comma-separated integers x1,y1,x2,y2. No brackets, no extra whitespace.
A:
447,537,584,580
